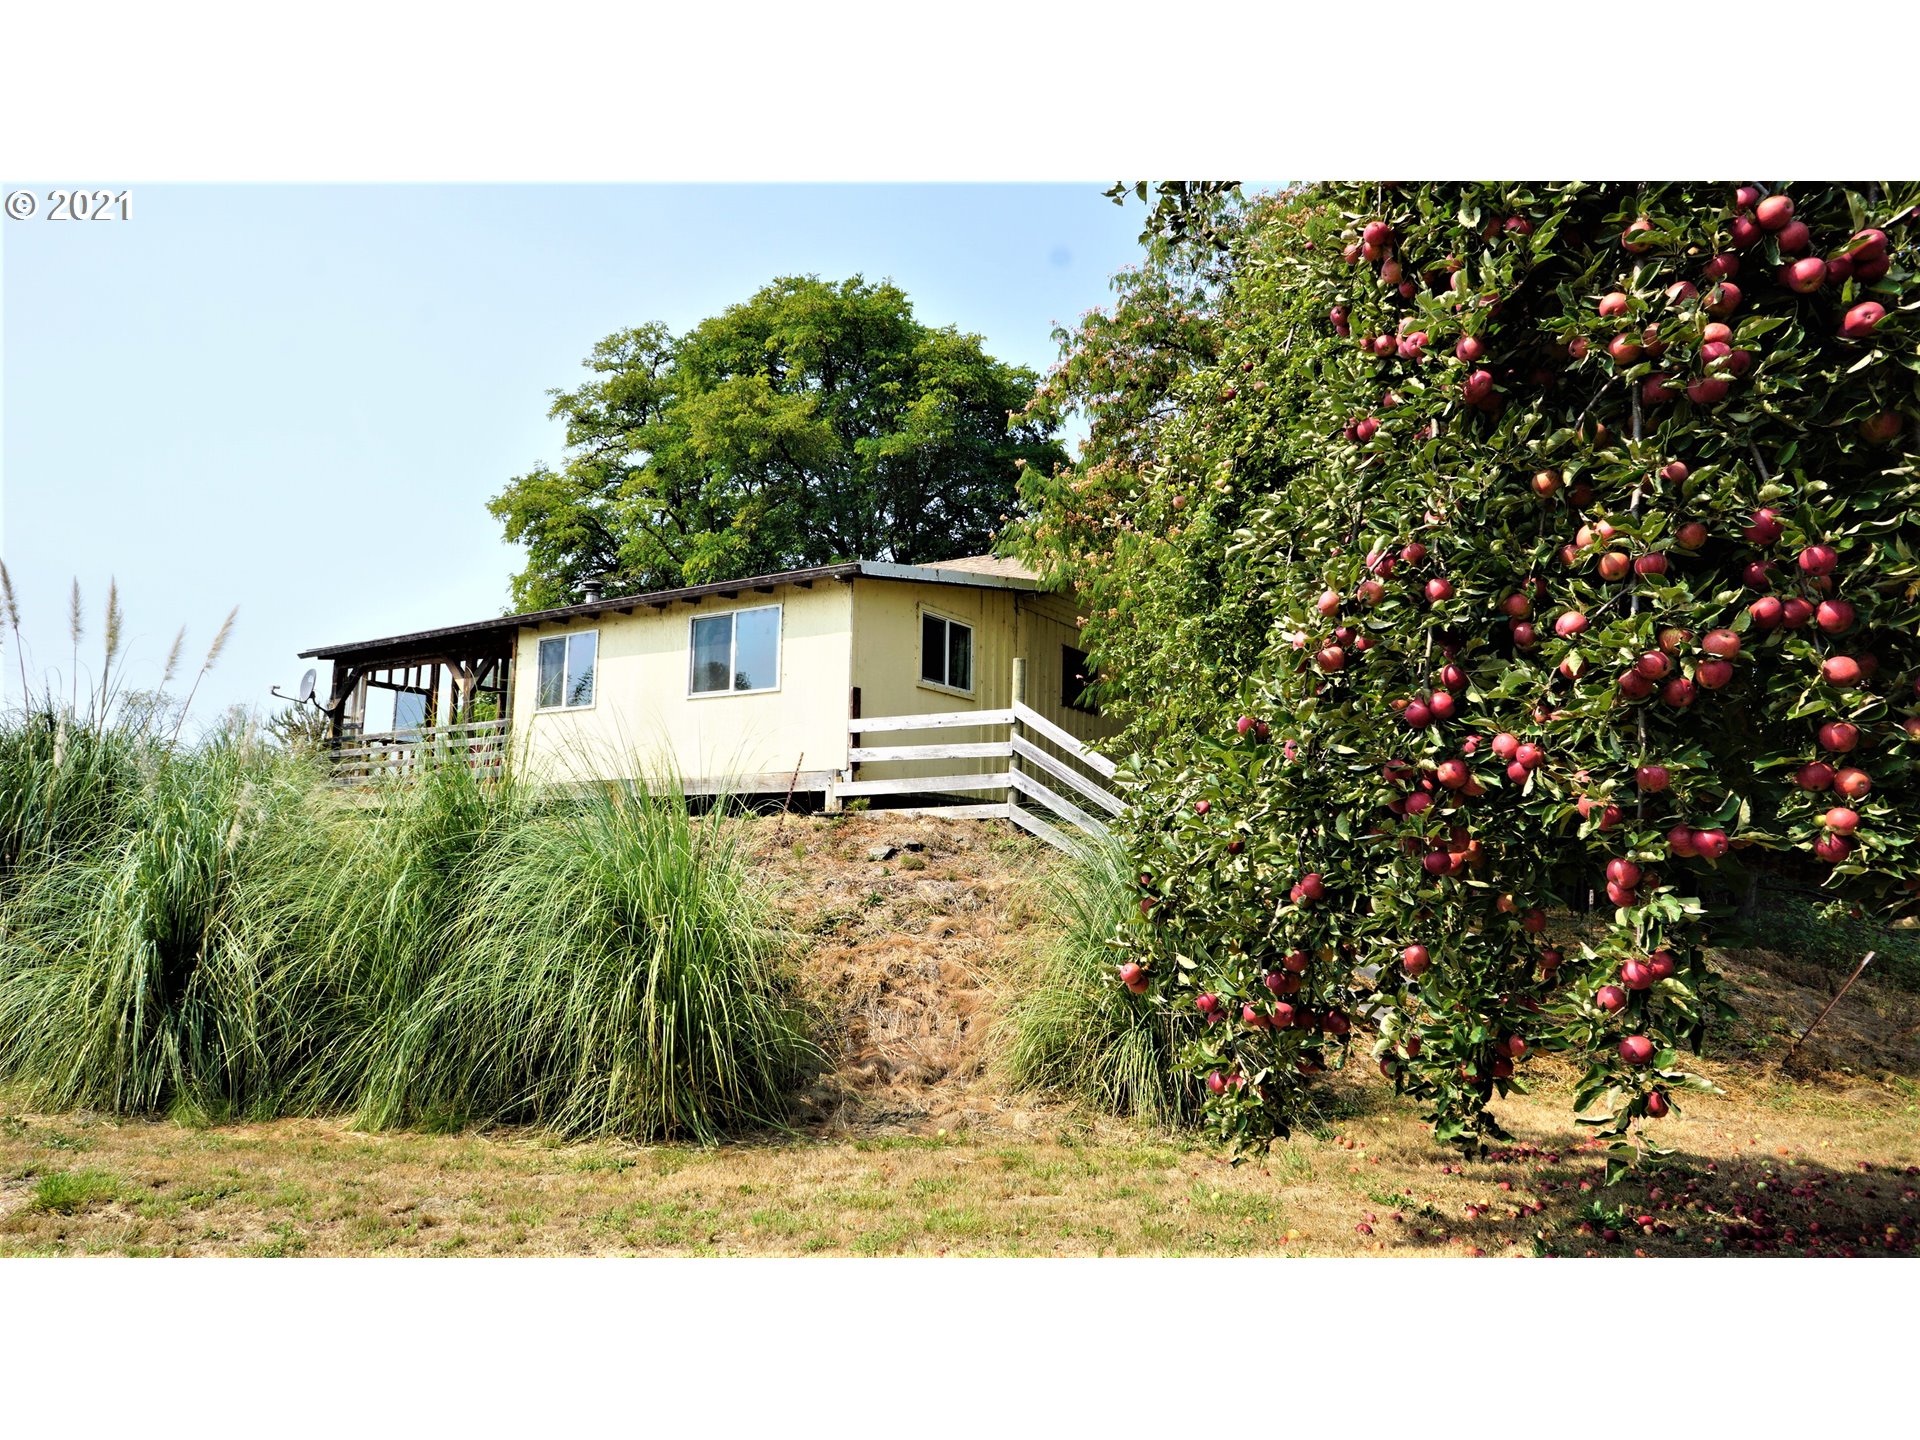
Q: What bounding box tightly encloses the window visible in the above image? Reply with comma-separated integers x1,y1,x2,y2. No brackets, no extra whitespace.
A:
392,690,429,737
536,629,598,710
689,605,782,695
920,611,974,694
1063,645,1100,715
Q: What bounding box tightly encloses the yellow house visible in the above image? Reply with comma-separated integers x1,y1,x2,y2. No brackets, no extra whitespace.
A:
299,557,1118,817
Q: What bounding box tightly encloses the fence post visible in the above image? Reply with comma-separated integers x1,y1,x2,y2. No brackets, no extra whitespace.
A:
1009,658,1026,817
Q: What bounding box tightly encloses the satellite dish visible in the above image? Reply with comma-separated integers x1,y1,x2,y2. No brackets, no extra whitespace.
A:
273,668,323,708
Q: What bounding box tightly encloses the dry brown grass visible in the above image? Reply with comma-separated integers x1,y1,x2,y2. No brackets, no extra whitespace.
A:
2,812,1917,1258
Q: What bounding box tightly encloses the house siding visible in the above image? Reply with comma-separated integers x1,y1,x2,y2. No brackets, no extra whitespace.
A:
508,578,854,790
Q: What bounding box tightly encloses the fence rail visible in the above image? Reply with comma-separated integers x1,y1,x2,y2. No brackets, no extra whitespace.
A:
837,690,1119,854
327,717,510,785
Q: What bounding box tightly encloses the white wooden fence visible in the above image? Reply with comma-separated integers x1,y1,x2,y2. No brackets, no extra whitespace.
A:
833,677,1121,855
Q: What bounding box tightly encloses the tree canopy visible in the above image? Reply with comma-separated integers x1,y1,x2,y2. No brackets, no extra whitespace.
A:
1016,181,1920,1160
489,276,1065,609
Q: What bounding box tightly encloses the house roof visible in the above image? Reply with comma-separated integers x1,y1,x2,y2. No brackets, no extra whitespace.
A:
299,557,1041,662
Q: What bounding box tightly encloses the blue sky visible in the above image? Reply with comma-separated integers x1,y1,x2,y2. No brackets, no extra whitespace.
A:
1,184,1150,728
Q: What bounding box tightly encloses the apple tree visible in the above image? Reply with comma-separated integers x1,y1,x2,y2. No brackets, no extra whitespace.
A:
1019,182,1920,1163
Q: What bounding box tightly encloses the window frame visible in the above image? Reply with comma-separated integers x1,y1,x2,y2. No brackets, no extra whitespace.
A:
686,602,784,699
917,607,976,700
534,627,600,713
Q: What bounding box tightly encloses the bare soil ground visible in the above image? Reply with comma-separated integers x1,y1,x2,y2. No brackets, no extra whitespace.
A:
2,813,1916,1257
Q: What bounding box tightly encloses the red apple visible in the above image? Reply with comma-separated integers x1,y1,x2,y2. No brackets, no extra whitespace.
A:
1777,219,1811,255
1823,656,1863,688
1621,959,1654,991
1661,677,1697,708
1860,413,1903,445
1841,302,1886,339
1596,985,1628,1014
1825,806,1859,833
1817,720,1860,753
1401,944,1431,977
1637,764,1671,793
1814,832,1852,864
1668,824,1698,858
1703,282,1743,317
1426,576,1454,603
1456,334,1486,363
1297,873,1325,902
1608,333,1643,365
1316,645,1347,672
1617,670,1654,701
1619,1035,1655,1065
1796,761,1836,791
1606,858,1642,887
1693,829,1729,860
1798,544,1839,577
1730,216,1762,249
1755,194,1795,231
1622,218,1656,252
1636,651,1673,680
1555,611,1589,637
1782,598,1813,630
1744,508,1784,545
1749,596,1784,629
1491,732,1519,760
1676,521,1709,550
1697,659,1734,689
1702,628,1741,659
1687,377,1730,405
1734,185,1763,211
1634,552,1669,576
1464,369,1495,404
1645,1091,1670,1118
1781,256,1827,293
1404,700,1433,728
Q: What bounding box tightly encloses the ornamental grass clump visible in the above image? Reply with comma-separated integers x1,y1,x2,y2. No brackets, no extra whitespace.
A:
999,831,1199,1128
352,764,819,1141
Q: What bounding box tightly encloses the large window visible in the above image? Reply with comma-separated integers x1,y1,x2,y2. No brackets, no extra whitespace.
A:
536,629,598,710
689,605,782,695
1062,645,1100,715
920,611,974,694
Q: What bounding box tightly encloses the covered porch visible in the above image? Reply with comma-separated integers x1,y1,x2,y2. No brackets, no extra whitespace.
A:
299,619,518,785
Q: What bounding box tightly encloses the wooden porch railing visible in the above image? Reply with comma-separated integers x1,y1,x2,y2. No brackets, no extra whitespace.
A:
834,666,1120,854
326,716,510,785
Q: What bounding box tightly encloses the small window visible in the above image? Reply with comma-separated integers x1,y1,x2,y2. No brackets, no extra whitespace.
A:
392,690,429,737
1063,645,1100,715
689,605,782,696
537,629,598,710
920,612,974,694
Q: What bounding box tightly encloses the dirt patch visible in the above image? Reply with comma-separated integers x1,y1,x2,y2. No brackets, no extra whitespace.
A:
742,811,1067,1135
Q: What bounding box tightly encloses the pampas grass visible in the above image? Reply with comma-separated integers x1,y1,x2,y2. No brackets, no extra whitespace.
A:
998,831,1198,1128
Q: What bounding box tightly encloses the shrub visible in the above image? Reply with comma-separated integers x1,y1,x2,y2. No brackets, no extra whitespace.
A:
1000,833,1200,1127
339,766,821,1141
1018,182,1920,1162
0,731,317,1117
